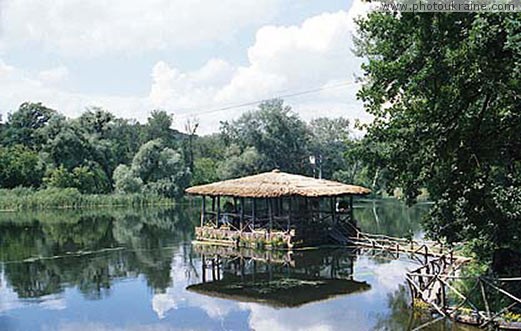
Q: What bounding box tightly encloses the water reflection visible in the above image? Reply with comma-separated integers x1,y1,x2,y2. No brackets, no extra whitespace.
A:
0,207,196,300
0,200,476,330
355,200,431,238
187,248,370,308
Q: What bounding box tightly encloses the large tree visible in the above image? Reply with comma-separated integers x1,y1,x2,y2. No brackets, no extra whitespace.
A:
3,102,56,149
356,12,521,262
221,99,311,174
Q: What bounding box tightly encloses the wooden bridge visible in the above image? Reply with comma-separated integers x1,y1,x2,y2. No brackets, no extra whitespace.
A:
341,225,521,330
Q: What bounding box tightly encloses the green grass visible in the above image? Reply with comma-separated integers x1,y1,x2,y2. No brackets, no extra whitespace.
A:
0,187,172,211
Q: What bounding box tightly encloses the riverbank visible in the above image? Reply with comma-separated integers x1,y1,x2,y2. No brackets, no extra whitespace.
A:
0,187,172,211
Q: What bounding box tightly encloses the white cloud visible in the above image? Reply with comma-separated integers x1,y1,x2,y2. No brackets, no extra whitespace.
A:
38,66,69,85
148,1,374,133
0,60,147,121
0,0,375,134
0,0,281,56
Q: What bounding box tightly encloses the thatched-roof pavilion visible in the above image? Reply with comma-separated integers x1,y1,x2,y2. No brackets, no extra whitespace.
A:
186,170,371,249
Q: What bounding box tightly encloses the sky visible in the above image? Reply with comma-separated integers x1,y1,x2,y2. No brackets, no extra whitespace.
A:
0,0,374,134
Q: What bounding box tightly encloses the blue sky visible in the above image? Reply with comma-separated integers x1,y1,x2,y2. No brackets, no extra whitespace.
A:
0,0,373,133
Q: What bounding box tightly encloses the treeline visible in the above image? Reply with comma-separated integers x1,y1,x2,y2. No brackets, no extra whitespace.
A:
188,99,385,191
0,102,190,199
0,99,386,202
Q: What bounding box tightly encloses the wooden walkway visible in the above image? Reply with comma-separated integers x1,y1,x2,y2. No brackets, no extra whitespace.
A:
343,225,521,330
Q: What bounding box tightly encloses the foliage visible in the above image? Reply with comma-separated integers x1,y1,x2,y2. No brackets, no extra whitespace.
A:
1,98,377,204
220,99,311,174
1,102,190,201
191,157,219,185
113,164,143,194
145,110,175,143
115,139,191,198
356,12,521,260
0,144,45,188
217,146,263,180
44,163,111,194
2,102,56,149
309,117,351,179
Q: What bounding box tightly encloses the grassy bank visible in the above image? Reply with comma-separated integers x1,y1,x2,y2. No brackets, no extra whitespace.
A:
0,187,172,211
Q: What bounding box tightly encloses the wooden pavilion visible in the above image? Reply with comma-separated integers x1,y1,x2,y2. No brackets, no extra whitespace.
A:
185,169,371,249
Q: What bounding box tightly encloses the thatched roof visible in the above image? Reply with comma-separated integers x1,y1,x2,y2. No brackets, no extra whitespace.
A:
185,170,371,198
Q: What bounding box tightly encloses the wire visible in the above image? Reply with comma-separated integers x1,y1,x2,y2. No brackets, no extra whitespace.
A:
175,80,360,119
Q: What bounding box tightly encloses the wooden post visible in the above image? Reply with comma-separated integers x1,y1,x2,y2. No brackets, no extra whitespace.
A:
202,254,206,283
480,279,491,319
212,196,215,211
441,278,447,309
252,199,256,231
268,198,273,233
349,195,354,222
216,196,221,226
200,196,206,227
216,257,221,281
240,197,245,232
331,197,336,224
211,258,216,281
288,197,292,231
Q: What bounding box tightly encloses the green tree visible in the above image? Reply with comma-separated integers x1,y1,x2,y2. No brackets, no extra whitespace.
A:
123,139,190,198
217,146,263,180
45,124,93,170
145,110,173,142
221,99,311,174
356,12,521,261
0,145,45,188
131,139,164,183
113,164,143,194
44,163,111,194
106,118,145,166
77,107,115,137
191,157,219,185
309,117,352,179
3,102,56,149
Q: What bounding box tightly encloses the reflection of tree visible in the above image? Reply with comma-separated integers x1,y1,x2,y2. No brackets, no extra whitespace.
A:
374,284,481,331
355,201,430,238
0,206,195,299
373,285,414,330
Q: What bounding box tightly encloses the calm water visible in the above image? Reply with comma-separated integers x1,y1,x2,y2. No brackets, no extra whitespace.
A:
0,200,473,331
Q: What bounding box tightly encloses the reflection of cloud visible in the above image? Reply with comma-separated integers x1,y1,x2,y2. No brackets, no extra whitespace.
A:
152,293,176,319
241,300,371,331
0,269,67,313
44,322,179,331
151,249,415,331
0,269,23,313
151,250,244,320
356,256,413,294
38,297,67,311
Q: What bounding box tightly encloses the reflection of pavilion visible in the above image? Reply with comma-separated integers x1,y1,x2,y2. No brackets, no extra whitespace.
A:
186,247,371,308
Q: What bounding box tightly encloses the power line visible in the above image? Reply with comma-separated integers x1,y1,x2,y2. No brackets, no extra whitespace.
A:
175,80,360,119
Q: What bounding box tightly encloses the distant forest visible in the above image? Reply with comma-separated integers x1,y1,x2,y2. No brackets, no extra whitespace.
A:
0,99,385,199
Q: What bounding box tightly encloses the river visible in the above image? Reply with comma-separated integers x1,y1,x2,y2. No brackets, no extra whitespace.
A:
0,199,475,330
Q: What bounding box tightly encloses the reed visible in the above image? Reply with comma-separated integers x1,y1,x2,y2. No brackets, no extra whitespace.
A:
0,187,172,211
